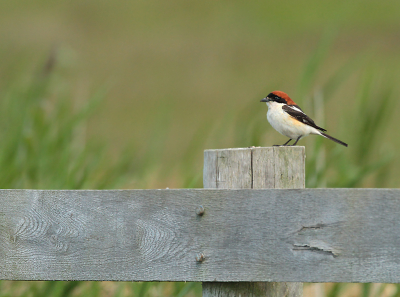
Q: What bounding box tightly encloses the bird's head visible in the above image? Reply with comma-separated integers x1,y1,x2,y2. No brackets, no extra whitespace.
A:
260,91,295,105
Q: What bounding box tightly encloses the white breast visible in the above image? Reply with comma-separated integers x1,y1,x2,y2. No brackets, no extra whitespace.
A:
265,102,319,139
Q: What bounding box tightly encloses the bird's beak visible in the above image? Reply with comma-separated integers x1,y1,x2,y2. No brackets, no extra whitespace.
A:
260,97,269,102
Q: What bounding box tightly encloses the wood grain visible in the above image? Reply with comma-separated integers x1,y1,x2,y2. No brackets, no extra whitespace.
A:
203,148,252,189
1,188,400,282
203,147,304,296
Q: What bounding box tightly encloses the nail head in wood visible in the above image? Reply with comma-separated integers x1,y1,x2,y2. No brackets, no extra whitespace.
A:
196,253,205,263
195,205,205,216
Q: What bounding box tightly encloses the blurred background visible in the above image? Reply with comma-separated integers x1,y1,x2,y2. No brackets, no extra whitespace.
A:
0,0,399,296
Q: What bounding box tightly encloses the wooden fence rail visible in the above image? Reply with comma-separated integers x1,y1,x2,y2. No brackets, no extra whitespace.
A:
4,187,399,283
1,147,399,296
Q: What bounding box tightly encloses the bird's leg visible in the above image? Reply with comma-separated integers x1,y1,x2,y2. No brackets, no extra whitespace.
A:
291,136,301,146
273,139,292,146
282,139,292,146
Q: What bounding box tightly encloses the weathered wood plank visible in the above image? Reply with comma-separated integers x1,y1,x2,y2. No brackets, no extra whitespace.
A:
252,147,275,189
203,148,252,189
1,188,400,282
203,147,262,296
272,146,305,189
203,147,304,296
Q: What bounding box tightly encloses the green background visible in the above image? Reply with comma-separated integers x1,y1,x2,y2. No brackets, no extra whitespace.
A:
0,0,399,296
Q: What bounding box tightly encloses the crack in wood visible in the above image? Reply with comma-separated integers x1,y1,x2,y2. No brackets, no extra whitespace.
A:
292,244,338,257
298,224,327,232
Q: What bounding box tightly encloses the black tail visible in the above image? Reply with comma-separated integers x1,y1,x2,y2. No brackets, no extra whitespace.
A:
320,132,348,147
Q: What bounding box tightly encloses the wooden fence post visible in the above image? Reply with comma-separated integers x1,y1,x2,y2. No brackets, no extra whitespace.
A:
202,146,305,297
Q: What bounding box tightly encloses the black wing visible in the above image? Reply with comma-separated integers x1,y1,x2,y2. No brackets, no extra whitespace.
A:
282,105,326,132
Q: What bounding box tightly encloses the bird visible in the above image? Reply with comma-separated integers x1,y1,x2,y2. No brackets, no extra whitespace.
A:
260,91,348,147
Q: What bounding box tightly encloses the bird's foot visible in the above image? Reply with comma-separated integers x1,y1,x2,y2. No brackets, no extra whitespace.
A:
273,144,297,147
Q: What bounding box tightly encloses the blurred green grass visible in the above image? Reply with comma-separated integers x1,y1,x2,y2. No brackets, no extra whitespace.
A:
0,0,399,296
0,0,399,187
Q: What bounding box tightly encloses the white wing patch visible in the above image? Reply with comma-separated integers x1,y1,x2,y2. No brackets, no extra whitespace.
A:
288,105,305,114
